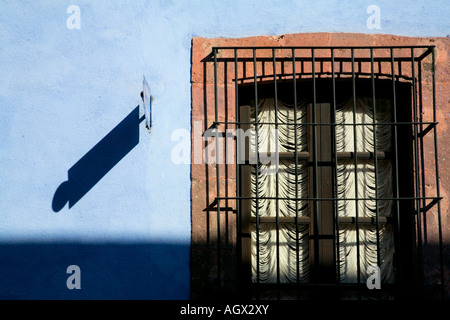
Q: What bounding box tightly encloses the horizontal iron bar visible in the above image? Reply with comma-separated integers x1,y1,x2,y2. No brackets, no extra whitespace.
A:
212,45,435,50
249,283,445,289
339,216,390,224
213,56,422,63
250,216,390,224
216,196,442,201
203,199,236,212
336,151,387,160
249,151,388,160
277,151,309,159
233,72,417,83
251,216,310,224
203,207,236,213
212,121,438,126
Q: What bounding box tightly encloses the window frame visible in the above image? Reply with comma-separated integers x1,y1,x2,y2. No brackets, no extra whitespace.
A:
190,38,445,300
237,83,414,298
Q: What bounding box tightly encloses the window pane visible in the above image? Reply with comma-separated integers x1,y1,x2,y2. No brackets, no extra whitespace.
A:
335,97,395,284
252,223,310,284
250,98,308,153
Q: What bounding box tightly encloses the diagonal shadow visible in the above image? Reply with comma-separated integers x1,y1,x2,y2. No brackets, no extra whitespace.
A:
52,106,144,212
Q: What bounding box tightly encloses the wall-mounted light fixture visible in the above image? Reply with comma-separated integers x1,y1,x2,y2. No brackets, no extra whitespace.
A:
141,75,152,132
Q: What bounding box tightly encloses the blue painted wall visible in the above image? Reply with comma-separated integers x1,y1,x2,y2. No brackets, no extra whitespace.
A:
0,0,448,299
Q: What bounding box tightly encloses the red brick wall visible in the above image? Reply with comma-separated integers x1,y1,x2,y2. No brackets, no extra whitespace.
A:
191,33,449,299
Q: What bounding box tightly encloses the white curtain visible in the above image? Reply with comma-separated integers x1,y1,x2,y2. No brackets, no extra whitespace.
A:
249,98,310,284
335,97,395,284
248,97,395,286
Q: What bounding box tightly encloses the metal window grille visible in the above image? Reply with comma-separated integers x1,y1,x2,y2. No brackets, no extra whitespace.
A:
207,46,444,300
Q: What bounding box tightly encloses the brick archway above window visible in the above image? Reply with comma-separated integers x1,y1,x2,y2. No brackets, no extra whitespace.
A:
191,33,449,139
190,33,449,300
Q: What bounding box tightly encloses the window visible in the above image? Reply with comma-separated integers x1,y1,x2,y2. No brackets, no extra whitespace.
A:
238,82,401,299
191,38,445,300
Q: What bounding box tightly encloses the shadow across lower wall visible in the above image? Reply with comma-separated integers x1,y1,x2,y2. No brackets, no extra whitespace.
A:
52,106,144,212
0,241,189,300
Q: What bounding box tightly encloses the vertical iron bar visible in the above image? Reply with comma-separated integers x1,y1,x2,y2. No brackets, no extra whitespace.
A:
370,48,381,269
234,49,241,287
292,48,300,286
391,48,402,289
253,49,260,288
351,49,361,291
331,48,341,290
273,49,281,290
224,62,229,248
411,48,424,290
431,47,445,295
312,48,319,285
418,59,428,246
213,48,221,291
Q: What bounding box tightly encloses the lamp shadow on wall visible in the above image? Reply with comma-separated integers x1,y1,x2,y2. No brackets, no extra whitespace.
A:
52,106,145,212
